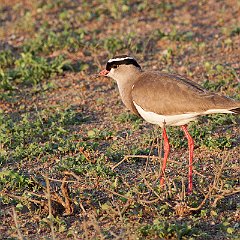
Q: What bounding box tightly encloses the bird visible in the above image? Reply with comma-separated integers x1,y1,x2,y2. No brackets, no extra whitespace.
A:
99,55,240,193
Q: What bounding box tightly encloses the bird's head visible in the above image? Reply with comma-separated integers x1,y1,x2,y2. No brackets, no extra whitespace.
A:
99,55,142,81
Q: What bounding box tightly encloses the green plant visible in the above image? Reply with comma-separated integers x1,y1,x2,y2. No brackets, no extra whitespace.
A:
230,26,240,36
0,50,15,68
105,0,130,20
103,37,125,54
15,53,69,86
114,112,142,124
139,220,200,239
23,29,86,54
0,170,33,190
0,108,85,166
0,51,70,90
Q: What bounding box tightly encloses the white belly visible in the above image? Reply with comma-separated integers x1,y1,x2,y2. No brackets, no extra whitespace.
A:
133,102,198,127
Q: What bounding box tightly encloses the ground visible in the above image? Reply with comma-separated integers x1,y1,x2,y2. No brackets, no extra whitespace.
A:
0,0,239,239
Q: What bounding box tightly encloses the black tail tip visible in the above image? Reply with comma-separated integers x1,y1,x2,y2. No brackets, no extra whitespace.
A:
231,108,240,114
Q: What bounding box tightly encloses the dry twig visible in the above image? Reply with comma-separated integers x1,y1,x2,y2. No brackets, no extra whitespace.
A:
12,206,24,240
61,176,73,215
141,173,173,208
44,174,56,240
112,154,182,170
90,214,105,240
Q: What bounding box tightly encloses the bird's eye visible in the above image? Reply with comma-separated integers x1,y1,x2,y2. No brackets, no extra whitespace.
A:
112,65,118,69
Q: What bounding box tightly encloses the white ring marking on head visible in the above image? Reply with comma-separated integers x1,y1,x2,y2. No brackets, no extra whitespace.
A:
108,57,135,63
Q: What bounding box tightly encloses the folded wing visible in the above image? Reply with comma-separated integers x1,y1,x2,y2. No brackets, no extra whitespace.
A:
132,72,240,115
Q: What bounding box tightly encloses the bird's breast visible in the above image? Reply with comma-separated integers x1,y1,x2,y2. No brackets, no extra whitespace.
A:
117,82,140,115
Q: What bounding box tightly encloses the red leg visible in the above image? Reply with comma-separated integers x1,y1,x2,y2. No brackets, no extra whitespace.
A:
160,127,170,186
181,125,194,193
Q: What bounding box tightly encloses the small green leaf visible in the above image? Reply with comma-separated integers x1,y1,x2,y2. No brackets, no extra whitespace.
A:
210,210,217,216
16,203,23,211
101,203,110,210
112,177,118,189
223,221,230,226
87,130,96,138
227,227,234,234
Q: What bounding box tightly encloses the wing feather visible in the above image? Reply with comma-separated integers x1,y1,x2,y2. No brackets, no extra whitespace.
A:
132,72,240,115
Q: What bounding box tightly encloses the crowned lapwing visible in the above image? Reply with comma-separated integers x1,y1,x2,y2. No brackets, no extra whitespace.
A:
99,55,240,193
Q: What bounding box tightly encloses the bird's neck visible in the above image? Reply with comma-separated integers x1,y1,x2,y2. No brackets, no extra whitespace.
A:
116,71,142,115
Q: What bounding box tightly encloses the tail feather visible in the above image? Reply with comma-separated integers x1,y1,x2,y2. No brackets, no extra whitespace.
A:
231,107,240,114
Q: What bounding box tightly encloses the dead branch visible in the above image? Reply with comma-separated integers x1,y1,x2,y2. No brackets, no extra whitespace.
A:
188,185,214,211
61,176,73,215
112,154,182,170
211,187,240,207
90,214,105,240
12,206,24,240
105,188,133,201
44,174,56,240
1,191,45,206
64,171,82,181
141,173,173,208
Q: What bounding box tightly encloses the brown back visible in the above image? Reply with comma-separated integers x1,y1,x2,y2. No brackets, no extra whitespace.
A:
132,71,240,115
